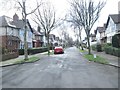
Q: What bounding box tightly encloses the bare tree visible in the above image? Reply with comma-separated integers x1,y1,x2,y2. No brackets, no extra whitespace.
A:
69,0,105,54
19,0,41,60
73,28,80,48
32,1,60,55
2,0,41,60
65,8,84,50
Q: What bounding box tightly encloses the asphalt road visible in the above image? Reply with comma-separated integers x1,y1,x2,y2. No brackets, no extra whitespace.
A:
2,47,118,88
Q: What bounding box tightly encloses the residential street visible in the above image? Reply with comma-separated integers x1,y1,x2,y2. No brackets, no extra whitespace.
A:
2,47,118,88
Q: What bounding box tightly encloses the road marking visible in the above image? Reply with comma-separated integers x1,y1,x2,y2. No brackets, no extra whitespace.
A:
39,70,43,72
34,64,39,66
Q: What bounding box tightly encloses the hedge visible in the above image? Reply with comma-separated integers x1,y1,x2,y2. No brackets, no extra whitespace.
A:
91,44,97,51
102,43,112,51
91,44,102,52
112,34,120,48
96,44,102,52
19,47,52,55
104,46,120,57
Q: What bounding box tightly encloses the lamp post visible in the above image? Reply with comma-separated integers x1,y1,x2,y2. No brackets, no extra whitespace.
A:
23,0,28,60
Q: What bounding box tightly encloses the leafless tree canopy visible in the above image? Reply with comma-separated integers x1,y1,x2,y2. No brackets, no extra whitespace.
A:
32,1,57,36
70,0,105,35
69,0,105,54
32,1,62,55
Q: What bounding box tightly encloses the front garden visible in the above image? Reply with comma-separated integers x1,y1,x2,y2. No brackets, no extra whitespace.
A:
91,34,120,57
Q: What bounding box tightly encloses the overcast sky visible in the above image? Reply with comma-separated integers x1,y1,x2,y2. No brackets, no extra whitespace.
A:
0,0,120,40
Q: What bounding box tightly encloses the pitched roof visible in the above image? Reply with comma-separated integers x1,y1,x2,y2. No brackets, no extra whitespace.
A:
0,15,17,28
96,27,104,33
11,20,24,29
90,34,96,37
12,19,31,29
109,14,120,24
106,14,120,28
32,28,43,36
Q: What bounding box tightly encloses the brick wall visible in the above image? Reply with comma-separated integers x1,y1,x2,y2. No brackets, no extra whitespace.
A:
2,52,19,61
0,35,20,60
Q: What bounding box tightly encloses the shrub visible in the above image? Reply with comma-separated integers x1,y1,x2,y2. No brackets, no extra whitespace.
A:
104,46,120,57
109,46,114,55
19,49,24,55
97,44,102,52
102,43,112,51
28,47,48,55
106,43,112,46
19,47,48,55
112,34,120,48
114,48,120,57
91,44,97,51
104,46,109,54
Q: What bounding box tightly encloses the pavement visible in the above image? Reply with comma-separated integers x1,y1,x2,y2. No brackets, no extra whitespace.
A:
0,50,52,67
0,48,119,68
92,50,119,68
80,48,119,68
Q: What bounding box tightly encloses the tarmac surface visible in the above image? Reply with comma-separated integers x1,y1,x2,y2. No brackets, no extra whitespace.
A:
1,47,118,88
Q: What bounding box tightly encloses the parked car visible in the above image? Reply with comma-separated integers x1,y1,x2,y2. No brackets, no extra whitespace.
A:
54,46,64,54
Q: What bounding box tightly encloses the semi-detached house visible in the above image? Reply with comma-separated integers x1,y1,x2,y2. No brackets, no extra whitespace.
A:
105,14,120,43
12,13,33,49
0,15,21,60
0,15,20,53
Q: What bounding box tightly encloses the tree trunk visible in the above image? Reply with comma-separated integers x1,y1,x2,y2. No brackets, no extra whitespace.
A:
23,2,28,60
47,34,50,55
87,35,91,55
79,29,84,50
80,36,84,50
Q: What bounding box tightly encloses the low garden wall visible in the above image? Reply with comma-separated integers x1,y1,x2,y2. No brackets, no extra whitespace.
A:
2,52,19,61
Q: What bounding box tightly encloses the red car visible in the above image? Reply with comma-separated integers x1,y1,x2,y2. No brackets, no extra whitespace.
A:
54,46,64,54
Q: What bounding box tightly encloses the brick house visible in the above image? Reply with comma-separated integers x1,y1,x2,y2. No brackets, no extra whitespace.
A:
32,28,44,48
99,24,107,44
96,27,104,44
90,33,97,45
96,24,107,44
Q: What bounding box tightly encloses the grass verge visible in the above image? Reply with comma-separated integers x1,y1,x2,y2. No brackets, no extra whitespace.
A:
14,56,40,64
44,51,54,55
84,54,108,64
80,49,86,53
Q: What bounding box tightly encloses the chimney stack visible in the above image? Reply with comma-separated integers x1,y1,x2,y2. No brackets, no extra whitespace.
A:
13,13,19,21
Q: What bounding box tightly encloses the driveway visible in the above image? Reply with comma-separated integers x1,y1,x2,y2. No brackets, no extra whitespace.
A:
2,47,118,88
